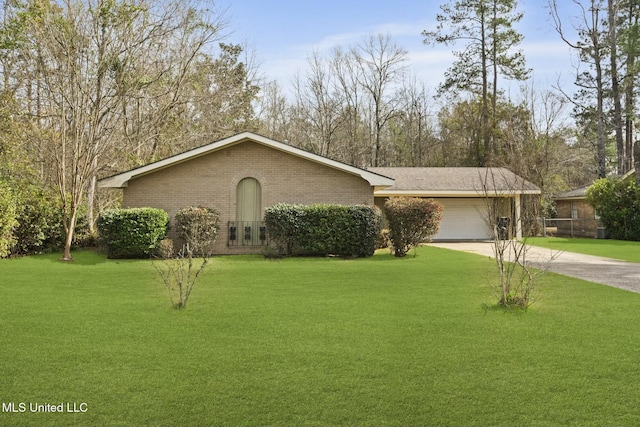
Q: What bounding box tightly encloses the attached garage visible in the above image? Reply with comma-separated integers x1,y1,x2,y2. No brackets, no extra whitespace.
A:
370,167,540,241
432,198,490,240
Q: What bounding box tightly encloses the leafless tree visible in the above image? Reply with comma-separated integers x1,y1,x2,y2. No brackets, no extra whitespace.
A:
550,0,609,178
15,0,226,260
478,168,555,308
352,34,408,167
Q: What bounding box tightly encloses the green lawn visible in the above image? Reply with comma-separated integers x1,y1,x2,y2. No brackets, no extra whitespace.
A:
1,248,640,426
526,236,640,263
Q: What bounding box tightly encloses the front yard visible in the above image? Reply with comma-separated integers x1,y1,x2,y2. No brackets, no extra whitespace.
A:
1,247,639,426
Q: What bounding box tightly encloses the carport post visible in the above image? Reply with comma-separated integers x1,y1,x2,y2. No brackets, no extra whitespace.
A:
515,193,522,240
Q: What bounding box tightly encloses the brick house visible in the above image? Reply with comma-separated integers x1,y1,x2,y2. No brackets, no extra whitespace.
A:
553,185,601,238
99,132,540,254
370,167,540,241
98,132,393,254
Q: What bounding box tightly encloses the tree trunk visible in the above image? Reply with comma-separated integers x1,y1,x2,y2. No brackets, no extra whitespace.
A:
87,174,97,234
61,207,78,262
480,5,490,167
608,0,625,175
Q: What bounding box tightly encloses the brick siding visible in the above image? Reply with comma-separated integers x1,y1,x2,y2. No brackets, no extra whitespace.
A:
555,199,600,238
122,141,374,254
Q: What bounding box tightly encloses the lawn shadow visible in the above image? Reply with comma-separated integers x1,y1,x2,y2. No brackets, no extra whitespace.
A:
37,249,109,266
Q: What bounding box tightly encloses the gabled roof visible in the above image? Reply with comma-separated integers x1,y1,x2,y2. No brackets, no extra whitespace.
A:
554,184,590,200
98,132,395,188
369,167,540,197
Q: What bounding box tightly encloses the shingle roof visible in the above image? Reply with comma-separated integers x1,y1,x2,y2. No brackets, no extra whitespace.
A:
369,167,540,196
553,184,590,200
98,132,395,188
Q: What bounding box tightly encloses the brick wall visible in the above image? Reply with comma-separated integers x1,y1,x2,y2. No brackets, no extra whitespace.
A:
122,141,375,254
555,199,600,238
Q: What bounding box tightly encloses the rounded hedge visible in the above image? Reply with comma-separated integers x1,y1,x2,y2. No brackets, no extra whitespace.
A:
174,206,220,255
383,197,443,257
97,208,169,258
264,203,382,258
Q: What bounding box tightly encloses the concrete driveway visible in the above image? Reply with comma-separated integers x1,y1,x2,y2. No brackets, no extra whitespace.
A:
429,241,640,294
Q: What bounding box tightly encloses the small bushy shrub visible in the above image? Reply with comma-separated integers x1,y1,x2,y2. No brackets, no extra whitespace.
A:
586,177,640,240
174,206,220,255
265,203,382,257
383,197,443,257
97,208,169,258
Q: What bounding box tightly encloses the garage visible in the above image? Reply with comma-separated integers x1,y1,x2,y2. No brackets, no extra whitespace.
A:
370,167,540,241
432,198,491,240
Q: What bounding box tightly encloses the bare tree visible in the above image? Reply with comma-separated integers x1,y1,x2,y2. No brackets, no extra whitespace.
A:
15,0,226,260
352,34,407,167
256,80,291,141
550,0,609,178
478,168,552,308
292,50,344,157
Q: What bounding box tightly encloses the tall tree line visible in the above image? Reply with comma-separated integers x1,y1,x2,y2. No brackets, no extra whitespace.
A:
0,0,258,259
1,0,627,258
551,0,640,179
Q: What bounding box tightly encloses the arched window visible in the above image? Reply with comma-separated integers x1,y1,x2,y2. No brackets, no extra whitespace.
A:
236,177,262,222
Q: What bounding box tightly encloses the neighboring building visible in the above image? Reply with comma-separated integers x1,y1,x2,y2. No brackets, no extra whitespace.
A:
553,185,601,238
99,132,541,254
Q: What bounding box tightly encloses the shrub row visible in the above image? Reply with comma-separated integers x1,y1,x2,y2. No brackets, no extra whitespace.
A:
97,208,169,258
265,203,382,258
0,180,93,257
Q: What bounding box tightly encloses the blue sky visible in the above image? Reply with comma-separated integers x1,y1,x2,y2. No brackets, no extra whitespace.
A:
220,0,578,98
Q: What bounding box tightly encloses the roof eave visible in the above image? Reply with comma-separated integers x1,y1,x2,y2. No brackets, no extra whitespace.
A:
374,189,541,197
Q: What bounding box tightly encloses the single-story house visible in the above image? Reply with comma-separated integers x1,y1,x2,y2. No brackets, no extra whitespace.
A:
552,185,600,238
369,167,540,241
98,132,540,254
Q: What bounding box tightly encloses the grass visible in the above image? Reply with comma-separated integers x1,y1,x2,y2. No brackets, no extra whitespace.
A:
525,236,640,263
1,247,640,426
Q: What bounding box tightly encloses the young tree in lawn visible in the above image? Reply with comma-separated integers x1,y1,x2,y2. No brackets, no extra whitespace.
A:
478,169,552,308
154,206,220,309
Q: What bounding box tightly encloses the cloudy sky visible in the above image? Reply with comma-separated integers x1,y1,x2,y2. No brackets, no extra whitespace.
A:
220,0,580,97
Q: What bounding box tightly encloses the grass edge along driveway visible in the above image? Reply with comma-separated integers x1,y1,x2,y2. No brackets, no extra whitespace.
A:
1,247,639,427
525,236,640,263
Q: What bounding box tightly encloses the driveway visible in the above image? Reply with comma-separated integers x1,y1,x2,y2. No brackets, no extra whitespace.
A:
429,242,640,294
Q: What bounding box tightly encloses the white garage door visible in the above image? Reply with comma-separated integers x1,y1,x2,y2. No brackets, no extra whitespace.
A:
432,198,491,241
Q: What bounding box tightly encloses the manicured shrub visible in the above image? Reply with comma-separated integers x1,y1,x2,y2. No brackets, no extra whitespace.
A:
174,206,220,255
264,203,382,257
0,181,18,257
586,178,640,240
97,208,169,258
383,197,443,257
